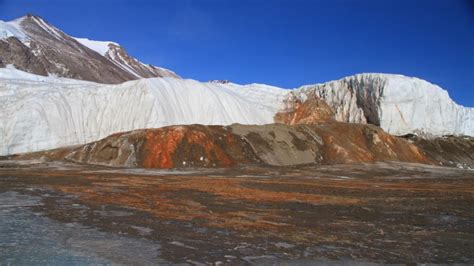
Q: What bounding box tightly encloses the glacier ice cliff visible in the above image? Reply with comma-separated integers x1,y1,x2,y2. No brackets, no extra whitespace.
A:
0,68,285,155
294,73,474,137
0,69,472,155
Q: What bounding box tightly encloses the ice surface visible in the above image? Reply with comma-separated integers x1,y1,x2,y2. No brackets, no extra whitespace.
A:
0,20,27,41
0,191,162,264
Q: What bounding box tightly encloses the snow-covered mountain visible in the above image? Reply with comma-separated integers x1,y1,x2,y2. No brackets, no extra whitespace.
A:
74,38,178,79
292,74,474,137
0,14,177,83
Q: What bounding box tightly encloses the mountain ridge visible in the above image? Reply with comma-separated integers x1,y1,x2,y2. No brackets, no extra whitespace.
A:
0,14,178,83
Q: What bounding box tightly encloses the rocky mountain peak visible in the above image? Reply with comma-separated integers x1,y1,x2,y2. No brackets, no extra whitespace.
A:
0,14,179,83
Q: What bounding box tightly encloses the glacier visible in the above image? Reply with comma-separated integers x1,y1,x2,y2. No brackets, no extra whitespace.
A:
0,68,473,156
0,68,286,155
294,73,474,137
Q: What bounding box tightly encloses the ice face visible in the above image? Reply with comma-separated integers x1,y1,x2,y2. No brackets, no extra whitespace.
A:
296,73,474,137
0,20,27,41
0,68,287,155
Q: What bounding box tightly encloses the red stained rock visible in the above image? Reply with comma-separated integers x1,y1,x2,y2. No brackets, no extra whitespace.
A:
275,97,335,125
142,127,186,168
11,122,472,169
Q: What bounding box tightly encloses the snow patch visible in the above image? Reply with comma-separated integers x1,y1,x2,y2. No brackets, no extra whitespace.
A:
31,16,64,40
0,20,27,41
74,37,118,56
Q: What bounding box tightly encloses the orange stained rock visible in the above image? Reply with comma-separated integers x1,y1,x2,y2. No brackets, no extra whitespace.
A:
142,127,185,168
186,129,234,167
275,98,335,125
142,126,237,169
312,123,429,164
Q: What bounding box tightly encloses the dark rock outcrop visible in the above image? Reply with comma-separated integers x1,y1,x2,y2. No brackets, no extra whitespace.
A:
0,36,47,76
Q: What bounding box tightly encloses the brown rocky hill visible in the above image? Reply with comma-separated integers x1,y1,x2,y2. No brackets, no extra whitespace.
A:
402,134,474,169
0,14,178,83
11,122,441,169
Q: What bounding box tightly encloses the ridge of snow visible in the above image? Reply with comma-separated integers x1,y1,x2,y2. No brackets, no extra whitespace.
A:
30,16,64,40
106,49,142,78
74,37,118,56
74,36,171,78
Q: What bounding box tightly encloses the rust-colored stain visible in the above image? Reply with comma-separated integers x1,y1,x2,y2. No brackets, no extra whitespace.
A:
185,129,234,167
13,121,443,170
1,163,472,237
311,123,430,164
44,169,473,233
275,97,335,125
142,127,236,169
1,163,473,262
143,127,185,168
52,175,361,231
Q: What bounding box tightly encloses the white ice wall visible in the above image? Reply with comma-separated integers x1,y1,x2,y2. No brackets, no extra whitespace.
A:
296,73,474,137
1,69,472,156
0,68,286,155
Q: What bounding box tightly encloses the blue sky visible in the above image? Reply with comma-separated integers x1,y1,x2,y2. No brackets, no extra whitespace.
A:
1,0,473,106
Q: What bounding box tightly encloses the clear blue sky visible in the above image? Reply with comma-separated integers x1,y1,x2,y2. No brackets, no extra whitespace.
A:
1,0,473,106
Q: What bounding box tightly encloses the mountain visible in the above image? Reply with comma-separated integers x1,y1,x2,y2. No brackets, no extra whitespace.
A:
0,14,178,83
74,38,178,79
